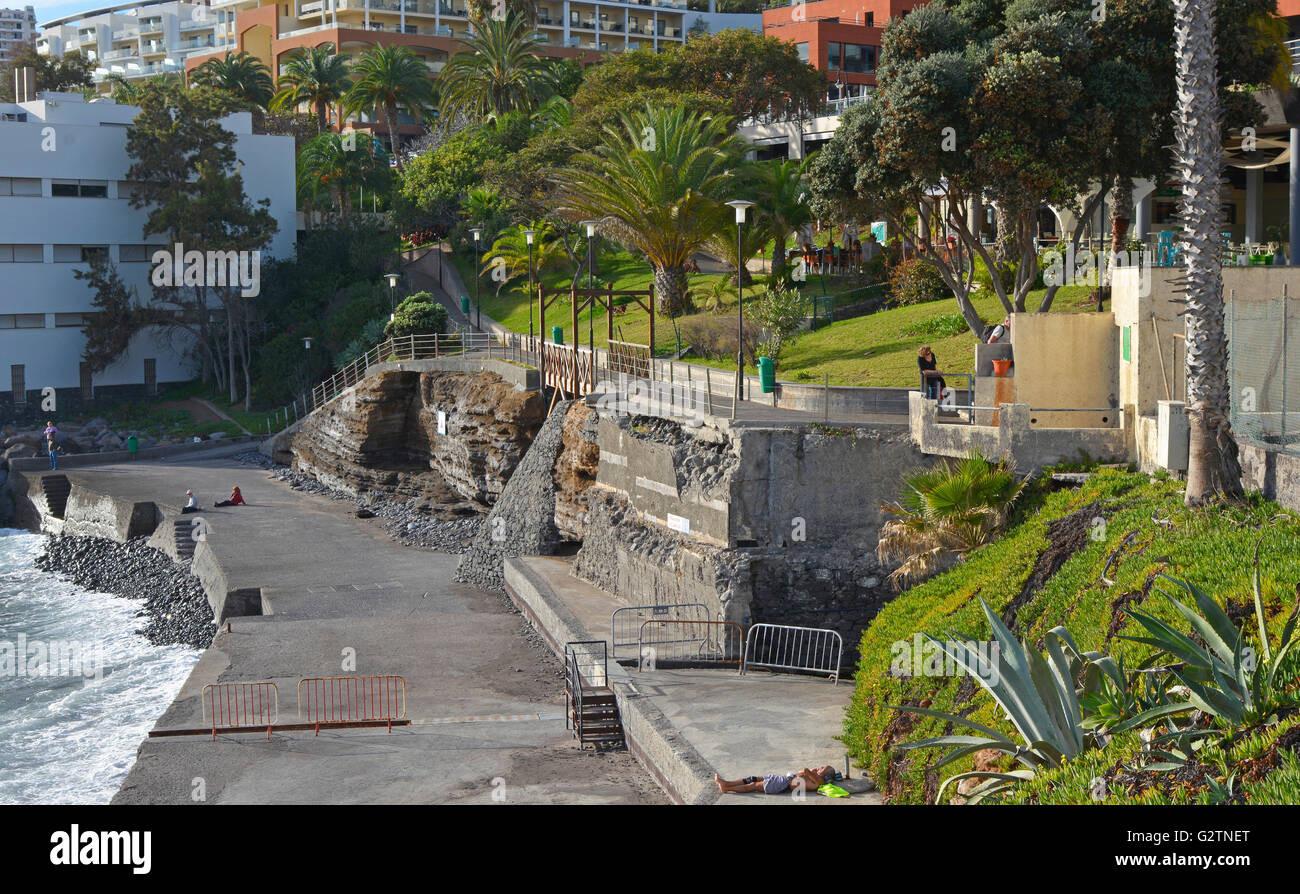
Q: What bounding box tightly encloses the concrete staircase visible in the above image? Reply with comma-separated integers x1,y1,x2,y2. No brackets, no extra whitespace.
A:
173,517,200,564
40,474,71,519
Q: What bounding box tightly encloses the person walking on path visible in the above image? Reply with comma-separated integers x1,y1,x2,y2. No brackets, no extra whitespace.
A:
44,420,59,470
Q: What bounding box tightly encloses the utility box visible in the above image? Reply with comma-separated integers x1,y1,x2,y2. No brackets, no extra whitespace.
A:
1156,400,1189,471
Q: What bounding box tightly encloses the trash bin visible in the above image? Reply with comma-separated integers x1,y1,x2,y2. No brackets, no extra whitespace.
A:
127,435,139,456
758,356,775,393
552,325,563,345
460,295,470,315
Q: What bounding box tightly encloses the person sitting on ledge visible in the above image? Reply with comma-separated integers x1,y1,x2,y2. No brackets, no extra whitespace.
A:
714,766,834,795
181,490,200,514
214,486,245,507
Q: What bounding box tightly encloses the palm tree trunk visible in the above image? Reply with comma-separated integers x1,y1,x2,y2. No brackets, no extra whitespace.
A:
653,264,691,317
316,99,327,134
1109,174,1133,253
386,102,403,173
1174,0,1243,504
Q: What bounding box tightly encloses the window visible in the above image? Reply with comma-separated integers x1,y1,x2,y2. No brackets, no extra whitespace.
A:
0,177,40,196
51,180,108,198
796,42,808,63
0,112,27,121
144,358,157,395
15,314,45,328
80,362,92,401
11,365,24,405
56,313,88,327
0,245,39,262
828,42,875,74
81,246,107,263
866,12,873,27
119,244,159,262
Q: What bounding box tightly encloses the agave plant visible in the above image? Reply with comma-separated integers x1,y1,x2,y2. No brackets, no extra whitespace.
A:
1119,551,1300,729
877,450,1029,588
889,598,1110,803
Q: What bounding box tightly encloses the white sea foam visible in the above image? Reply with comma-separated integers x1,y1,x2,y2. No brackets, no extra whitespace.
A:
0,528,201,804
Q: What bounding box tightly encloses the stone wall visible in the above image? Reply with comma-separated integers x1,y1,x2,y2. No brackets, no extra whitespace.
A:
290,368,545,508
455,400,599,590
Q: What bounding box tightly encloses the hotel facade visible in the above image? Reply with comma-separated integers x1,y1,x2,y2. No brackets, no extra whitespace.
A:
0,90,296,413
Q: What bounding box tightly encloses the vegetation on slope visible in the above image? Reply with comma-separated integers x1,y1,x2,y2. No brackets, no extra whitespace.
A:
847,468,1300,804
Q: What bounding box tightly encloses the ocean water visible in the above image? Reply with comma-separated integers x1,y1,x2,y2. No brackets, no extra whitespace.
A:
0,528,201,804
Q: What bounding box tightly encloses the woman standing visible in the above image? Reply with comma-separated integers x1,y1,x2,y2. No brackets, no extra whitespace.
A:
917,346,946,400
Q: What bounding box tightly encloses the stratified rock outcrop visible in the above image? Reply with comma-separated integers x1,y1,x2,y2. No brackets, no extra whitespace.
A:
456,400,600,590
290,369,545,511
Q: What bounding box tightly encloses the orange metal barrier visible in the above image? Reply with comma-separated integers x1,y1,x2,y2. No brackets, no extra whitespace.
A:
202,682,279,740
297,675,407,734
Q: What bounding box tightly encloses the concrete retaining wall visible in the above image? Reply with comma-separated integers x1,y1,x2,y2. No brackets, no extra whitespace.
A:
365,357,539,391
8,434,262,472
910,391,1131,472
1239,441,1300,512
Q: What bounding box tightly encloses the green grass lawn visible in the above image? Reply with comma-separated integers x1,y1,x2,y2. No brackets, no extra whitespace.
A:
450,250,856,354
452,250,1096,388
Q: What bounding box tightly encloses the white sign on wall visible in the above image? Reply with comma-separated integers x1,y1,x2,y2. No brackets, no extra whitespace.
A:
437,410,447,436
666,513,690,534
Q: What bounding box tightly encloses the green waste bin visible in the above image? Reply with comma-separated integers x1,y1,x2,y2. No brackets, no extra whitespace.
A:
127,435,139,455
552,325,563,345
758,356,775,393
460,295,470,315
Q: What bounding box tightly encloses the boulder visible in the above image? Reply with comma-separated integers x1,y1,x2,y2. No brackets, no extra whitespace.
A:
209,431,228,441
4,443,36,460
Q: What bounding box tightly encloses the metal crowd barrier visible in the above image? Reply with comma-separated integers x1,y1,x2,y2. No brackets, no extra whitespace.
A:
201,682,279,740
742,623,843,684
297,675,407,734
637,620,744,672
610,603,711,660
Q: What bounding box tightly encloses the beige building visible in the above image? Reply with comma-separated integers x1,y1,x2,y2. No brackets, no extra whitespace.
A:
0,5,36,65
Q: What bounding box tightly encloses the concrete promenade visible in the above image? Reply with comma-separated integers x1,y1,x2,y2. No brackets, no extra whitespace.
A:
45,451,664,804
505,556,882,806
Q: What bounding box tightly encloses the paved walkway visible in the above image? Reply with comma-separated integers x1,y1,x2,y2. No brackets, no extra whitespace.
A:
509,556,881,805
56,452,663,804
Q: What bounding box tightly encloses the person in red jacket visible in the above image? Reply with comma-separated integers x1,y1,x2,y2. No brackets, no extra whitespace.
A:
214,486,245,507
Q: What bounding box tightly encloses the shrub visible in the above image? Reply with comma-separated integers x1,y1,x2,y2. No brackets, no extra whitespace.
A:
335,317,389,368
749,285,811,368
888,258,949,306
384,292,448,339
900,312,968,340
678,313,761,364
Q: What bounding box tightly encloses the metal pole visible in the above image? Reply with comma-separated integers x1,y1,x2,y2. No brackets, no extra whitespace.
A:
734,219,744,419
824,373,829,421
1284,284,1289,447
706,367,714,416
475,239,482,330
587,236,594,353
527,242,534,341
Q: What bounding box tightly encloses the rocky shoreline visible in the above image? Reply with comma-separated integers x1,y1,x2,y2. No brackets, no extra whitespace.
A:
233,451,483,554
34,535,216,650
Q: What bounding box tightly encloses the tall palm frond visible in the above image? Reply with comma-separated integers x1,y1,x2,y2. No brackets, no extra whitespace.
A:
437,12,551,121
345,44,436,172
554,102,746,316
271,43,352,133
191,51,274,108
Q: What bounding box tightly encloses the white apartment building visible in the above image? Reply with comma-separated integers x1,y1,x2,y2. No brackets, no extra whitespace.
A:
36,1,234,88
0,91,295,408
0,5,36,65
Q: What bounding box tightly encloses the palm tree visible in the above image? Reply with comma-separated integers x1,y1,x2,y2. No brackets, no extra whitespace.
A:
555,102,746,316
101,73,146,104
436,12,551,121
345,44,436,172
877,451,1028,588
191,51,274,108
483,221,567,295
1172,0,1243,505
753,157,813,278
297,131,392,215
271,43,352,133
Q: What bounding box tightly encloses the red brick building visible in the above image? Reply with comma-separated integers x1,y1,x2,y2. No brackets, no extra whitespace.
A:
761,0,923,104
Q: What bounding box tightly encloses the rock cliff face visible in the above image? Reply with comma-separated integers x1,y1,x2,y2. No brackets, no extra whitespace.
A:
290,369,545,512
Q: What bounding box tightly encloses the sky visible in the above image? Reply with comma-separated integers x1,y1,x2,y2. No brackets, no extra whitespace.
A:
29,1,132,28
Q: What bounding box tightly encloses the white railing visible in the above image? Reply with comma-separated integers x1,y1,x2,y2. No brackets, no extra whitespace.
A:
1288,37,1300,71
742,623,843,684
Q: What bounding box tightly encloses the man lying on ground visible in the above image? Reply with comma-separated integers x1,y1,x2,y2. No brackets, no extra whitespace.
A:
714,765,842,795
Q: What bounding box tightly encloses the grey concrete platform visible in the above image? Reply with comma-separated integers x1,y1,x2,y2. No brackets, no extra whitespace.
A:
37,453,664,804
505,555,881,806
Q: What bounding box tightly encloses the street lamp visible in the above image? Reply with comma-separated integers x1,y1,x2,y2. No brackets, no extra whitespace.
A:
726,199,755,419
384,272,400,321
469,226,483,330
523,228,537,343
580,220,597,352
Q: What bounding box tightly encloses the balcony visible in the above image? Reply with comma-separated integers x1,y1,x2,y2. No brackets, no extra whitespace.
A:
1289,37,1300,71
139,19,163,34
104,48,138,61
180,18,215,31
111,28,138,41
78,31,98,43
178,35,216,50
